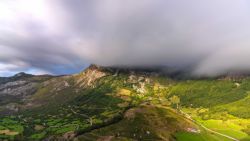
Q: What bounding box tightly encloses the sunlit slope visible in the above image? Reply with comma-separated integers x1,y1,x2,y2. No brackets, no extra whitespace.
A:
2,65,250,140
168,78,250,140
77,105,231,141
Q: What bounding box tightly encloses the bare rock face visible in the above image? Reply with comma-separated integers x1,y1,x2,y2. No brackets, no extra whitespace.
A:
76,64,107,88
0,80,37,96
43,76,69,86
0,73,52,114
0,72,51,97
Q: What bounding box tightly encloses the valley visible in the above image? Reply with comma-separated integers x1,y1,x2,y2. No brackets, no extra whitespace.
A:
0,65,250,141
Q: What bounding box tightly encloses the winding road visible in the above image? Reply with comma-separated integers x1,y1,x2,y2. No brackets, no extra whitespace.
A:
179,109,239,141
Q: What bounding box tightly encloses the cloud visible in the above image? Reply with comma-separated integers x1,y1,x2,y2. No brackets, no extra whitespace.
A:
1,0,250,76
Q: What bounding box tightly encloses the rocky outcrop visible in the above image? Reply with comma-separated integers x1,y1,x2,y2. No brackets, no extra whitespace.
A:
0,73,52,114
75,64,107,88
0,80,37,96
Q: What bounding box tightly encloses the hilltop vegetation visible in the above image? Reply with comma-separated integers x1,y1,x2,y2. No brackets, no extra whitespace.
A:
1,65,250,140
167,78,250,140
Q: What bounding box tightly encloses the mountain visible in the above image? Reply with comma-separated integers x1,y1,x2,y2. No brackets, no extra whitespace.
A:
1,65,250,141
0,73,52,115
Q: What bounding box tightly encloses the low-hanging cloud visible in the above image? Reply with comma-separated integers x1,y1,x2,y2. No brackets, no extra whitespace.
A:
1,0,250,76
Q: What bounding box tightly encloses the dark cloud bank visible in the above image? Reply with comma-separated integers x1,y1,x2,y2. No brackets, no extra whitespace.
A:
1,0,250,76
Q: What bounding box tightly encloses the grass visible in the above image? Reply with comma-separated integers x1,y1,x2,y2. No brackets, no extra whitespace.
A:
214,94,250,118
175,131,232,141
77,105,198,141
162,77,250,141
0,74,135,140
29,132,46,140
201,120,248,139
182,107,250,140
3,67,250,140
168,79,250,108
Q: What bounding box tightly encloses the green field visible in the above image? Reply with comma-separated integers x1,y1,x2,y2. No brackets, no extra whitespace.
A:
1,66,250,140
175,131,232,141
170,78,250,141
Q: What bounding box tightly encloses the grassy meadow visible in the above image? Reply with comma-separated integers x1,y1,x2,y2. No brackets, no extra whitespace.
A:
2,68,250,140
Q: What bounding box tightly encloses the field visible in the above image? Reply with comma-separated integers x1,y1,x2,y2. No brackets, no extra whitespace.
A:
168,78,250,141
175,131,232,141
1,66,250,140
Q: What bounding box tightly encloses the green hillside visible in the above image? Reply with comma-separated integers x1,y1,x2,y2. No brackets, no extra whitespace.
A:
168,78,250,140
1,65,250,140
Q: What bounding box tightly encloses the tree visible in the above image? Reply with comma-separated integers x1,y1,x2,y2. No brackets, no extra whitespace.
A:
170,95,180,110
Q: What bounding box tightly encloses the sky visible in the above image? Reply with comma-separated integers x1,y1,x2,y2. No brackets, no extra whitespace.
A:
1,0,250,76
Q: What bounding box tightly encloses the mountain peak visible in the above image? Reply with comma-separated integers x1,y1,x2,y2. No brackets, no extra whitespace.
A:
88,64,100,70
13,72,32,77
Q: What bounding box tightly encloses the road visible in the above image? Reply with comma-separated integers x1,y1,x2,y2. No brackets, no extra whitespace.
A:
179,109,239,141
